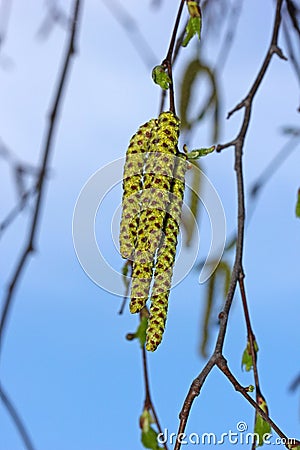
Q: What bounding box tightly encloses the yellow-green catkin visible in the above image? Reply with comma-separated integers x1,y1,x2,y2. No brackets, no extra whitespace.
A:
146,154,188,351
119,119,156,260
130,112,181,314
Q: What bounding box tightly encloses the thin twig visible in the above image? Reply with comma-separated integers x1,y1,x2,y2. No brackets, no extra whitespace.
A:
141,344,169,450
216,356,300,447
0,0,83,355
238,275,262,450
0,383,36,450
239,276,260,391
174,2,294,449
161,0,185,114
0,186,37,239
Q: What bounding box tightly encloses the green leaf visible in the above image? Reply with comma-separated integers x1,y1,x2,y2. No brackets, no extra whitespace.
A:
182,1,202,47
242,340,259,372
140,410,162,450
136,316,148,348
141,427,161,450
254,398,271,447
182,16,201,47
152,65,171,90
186,145,215,160
295,189,300,218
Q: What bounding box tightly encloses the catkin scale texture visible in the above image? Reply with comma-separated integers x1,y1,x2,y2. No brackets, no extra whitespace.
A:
119,119,156,259
146,155,188,351
130,112,181,314
120,111,187,351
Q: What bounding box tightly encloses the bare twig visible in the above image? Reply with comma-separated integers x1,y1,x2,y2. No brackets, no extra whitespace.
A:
0,186,37,238
0,0,83,356
160,0,185,114
141,344,169,450
0,383,36,450
173,2,297,449
216,357,300,447
239,276,260,391
238,276,263,450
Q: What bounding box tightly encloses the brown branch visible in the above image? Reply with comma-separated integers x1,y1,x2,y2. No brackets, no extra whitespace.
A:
0,186,37,239
216,356,300,447
141,342,169,450
0,0,83,355
0,383,36,450
160,0,185,114
238,275,262,450
174,2,292,449
217,0,287,128
239,276,260,391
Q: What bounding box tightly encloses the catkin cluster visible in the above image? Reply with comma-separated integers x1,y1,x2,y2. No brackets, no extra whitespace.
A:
119,111,188,351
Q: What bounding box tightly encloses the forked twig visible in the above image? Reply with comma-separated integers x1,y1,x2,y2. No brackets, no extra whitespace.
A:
174,2,298,449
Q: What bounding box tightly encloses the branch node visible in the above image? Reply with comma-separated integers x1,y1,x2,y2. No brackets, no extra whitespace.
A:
271,44,288,60
227,100,245,119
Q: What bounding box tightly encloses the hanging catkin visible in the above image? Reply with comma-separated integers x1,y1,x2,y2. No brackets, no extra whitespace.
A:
129,111,181,314
120,111,187,351
119,119,156,259
146,154,188,351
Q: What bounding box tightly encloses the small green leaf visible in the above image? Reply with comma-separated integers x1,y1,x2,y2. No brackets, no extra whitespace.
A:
182,16,201,47
242,340,259,372
295,189,300,218
136,316,148,348
152,65,171,90
122,263,129,277
186,145,215,160
254,398,271,447
140,410,162,450
141,427,161,450
126,316,148,346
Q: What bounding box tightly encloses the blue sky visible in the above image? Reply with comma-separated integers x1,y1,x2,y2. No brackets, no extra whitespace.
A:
1,1,300,449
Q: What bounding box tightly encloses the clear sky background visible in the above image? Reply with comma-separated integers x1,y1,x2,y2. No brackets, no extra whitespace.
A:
0,1,299,449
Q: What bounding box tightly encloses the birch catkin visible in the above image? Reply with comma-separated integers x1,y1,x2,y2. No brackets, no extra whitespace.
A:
146,154,188,351
130,112,180,314
119,119,156,259
120,111,186,350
